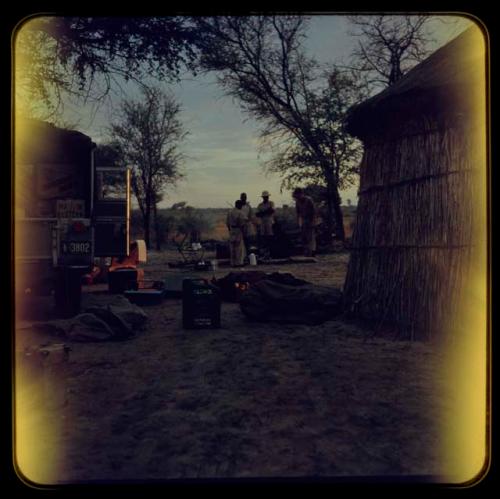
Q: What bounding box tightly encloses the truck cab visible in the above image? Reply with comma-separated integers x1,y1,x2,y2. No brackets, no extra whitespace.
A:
93,166,130,257
15,119,130,316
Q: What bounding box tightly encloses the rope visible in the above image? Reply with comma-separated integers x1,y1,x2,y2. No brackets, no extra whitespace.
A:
358,168,475,196
349,244,473,250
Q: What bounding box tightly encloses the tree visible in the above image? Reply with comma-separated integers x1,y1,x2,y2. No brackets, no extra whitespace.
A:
194,16,363,240
15,16,198,118
265,67,364,239
109,87,186,249
171,201,187,210
172,205,214,245
153,210,177,249
347,15,434,88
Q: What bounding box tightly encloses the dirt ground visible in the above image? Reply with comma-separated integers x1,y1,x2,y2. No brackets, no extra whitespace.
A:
14,250,452,484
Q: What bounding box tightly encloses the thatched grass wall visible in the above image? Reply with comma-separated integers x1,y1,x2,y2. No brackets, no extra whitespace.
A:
343,27,487,340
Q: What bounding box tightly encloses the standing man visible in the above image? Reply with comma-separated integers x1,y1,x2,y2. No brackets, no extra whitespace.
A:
240,192,256,251
292,187,317,257
256,191,275,236
256,190,275,256
226,200,247,267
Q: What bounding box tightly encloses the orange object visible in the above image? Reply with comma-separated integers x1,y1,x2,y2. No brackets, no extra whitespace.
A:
85,241,146,286
82,266,101,285
109,241,145,287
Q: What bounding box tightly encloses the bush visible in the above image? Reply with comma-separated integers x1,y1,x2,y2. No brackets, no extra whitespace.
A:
154,212,177,248
175,207,214,241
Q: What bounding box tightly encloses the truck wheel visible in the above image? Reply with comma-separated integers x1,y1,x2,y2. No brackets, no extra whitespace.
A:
54,267,82,318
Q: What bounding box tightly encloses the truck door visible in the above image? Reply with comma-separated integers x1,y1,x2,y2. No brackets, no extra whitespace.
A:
93,167,130,256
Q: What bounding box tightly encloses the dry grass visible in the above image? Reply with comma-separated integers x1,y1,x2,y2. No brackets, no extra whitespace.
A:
15,251,451,483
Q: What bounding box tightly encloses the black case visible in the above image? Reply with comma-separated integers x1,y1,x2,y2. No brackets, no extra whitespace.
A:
108,268,138,294
182,278,221,329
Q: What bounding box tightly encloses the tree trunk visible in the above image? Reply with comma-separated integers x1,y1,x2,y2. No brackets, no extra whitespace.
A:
143,199,151,249
324,185,335,245
143,215,151,249
331,186,345,241
323,168,345,242
153,202,162,251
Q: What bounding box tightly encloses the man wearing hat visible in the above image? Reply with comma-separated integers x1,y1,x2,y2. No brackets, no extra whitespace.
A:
256,190,275,237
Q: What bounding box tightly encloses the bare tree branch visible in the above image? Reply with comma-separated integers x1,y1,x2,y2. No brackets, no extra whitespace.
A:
193,16,366,241
347,14,435,87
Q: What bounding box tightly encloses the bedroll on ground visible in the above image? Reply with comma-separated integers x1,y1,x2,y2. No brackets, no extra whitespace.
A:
239,279,343,325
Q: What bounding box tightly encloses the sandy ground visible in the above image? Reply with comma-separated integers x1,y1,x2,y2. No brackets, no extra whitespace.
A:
14,250,452,484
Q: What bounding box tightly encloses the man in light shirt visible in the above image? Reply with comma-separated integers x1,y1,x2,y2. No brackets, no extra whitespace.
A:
256,191,275,237
226,199,247,267
240,192,256,251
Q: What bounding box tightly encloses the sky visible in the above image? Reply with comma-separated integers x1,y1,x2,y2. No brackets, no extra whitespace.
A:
55,15,473,209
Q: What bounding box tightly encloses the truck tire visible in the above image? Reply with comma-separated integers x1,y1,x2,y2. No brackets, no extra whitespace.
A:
54,267,82,318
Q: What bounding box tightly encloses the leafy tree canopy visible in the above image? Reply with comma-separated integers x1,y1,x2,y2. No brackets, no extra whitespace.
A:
15,16,199,117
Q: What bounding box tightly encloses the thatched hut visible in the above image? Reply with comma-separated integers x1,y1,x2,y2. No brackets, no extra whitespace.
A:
343,26,488,340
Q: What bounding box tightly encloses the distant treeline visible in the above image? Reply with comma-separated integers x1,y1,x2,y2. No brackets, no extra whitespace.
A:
130,205,357,249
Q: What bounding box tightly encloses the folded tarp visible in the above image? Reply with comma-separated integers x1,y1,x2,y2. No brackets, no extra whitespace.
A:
28,294,147,342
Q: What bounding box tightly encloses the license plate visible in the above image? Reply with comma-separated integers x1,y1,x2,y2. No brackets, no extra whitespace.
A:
61,241,91,255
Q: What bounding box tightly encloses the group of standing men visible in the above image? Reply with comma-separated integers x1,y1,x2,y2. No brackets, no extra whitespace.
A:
226,191,275,267
226,188,317,267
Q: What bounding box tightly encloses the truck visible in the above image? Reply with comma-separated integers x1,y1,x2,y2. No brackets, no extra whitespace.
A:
15,118,131,317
